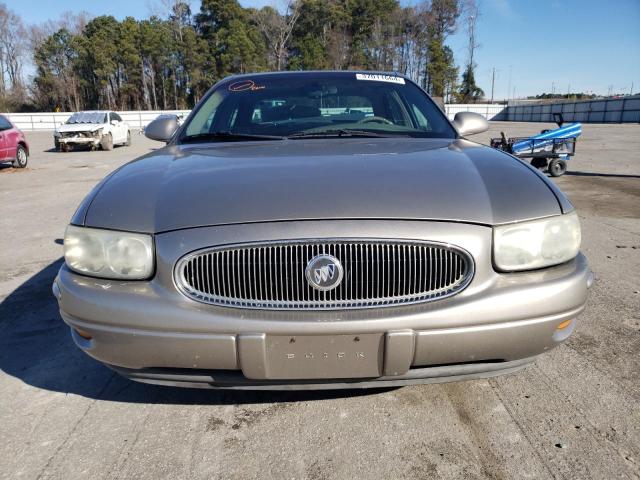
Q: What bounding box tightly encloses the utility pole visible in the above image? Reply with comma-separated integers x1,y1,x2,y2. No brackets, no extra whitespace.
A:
631,81,634,95
507,65,512,102
490,67,496,103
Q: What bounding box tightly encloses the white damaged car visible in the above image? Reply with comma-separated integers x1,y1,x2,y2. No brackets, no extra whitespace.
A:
54,111,131,152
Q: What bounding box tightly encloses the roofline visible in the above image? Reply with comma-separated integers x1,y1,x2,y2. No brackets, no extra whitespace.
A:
223,70,409,81
68,110,111,114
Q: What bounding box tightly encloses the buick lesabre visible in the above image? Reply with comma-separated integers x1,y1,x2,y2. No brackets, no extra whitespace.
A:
53,71,591,389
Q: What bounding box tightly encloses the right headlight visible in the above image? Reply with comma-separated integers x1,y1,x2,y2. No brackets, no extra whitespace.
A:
493,212,581,271
64,225,154,280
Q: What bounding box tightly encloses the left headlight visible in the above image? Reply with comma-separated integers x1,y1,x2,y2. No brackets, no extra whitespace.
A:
64,225,154,279
493,212,581,271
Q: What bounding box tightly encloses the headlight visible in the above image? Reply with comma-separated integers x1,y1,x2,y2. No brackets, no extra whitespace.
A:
493,212,581,271
64,225,154,279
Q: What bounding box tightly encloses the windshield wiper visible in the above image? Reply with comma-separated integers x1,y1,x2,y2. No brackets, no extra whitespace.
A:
181,131,286,143
288,129,393,139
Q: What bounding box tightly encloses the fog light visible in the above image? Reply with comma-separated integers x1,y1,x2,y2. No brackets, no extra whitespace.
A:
556,319,573,330
74,328,93,340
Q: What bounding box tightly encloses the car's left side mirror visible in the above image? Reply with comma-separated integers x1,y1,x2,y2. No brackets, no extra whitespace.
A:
145,115,180,143
453,112,489,137
110,120,118,126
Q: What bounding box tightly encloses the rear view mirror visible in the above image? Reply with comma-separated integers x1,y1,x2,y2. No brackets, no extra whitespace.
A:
145,116,180,143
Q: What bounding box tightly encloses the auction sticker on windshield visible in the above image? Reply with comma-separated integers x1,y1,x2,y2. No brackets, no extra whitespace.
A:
356,73,405,84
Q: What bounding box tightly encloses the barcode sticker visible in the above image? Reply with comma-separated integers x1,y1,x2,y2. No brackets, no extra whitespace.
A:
355,73,405,84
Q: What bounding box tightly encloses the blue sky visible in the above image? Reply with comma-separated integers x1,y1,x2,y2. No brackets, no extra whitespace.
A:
10,0,640,99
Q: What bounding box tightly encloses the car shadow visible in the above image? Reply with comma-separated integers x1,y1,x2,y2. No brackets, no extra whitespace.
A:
0,258,394,405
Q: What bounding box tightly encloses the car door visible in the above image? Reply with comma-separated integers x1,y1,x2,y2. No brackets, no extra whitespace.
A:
0,115,12,160
110,112,127,144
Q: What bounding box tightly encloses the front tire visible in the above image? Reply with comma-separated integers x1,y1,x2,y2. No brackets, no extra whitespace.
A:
100,133,114,151
12,145,27,168
548,158,567,177
125,130,131,146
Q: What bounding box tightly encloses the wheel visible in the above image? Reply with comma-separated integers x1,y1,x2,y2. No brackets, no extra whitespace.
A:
531,158,548,169
125,130,131,146
100,133,114,151
548,158,567,177
54,138,60,150
60,143,69,152
12,145,27,168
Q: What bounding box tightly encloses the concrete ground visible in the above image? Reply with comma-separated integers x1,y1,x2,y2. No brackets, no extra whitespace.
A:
0,123,638,480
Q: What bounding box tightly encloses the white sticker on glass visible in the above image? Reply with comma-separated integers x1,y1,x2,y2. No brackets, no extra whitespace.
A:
355,73,405,84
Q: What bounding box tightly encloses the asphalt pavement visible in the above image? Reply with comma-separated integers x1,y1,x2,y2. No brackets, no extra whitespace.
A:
0,123,638,479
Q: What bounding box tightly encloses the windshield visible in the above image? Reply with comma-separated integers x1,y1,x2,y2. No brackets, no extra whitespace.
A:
180,73,456,142
66,112,106,124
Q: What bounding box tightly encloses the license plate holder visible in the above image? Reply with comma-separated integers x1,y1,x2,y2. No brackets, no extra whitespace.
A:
264,334,384,380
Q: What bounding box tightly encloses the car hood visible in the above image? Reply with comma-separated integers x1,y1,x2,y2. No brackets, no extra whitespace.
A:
80,138,566,233
57,123,104,133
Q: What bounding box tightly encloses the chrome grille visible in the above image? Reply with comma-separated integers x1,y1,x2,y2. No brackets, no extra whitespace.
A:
175,240,474,310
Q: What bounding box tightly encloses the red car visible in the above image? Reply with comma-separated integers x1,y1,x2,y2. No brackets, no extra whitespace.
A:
0,114,28,168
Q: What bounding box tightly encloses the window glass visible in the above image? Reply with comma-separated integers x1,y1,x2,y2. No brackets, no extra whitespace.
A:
180,73,456,141
185,90,226,136
67,112,107,124
0,115,12,130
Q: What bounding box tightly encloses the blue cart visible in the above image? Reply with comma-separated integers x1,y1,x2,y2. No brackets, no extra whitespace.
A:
490,114,582,177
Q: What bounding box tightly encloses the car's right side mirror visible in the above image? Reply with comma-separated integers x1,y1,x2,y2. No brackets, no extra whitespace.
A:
145,116,180,143
453,112,489,137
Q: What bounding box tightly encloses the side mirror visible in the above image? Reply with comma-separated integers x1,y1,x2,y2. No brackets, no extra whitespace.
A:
453,112,489,137
144,116,179,142
110,120,118,126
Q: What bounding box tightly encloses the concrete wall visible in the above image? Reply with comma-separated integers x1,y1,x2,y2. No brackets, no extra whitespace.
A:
506,95,640,123
3,110,191,131
444,104,507,121
4,95,638,131
7,107,505,131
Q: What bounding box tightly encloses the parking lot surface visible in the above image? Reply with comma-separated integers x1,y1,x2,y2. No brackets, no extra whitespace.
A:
1,124,638,479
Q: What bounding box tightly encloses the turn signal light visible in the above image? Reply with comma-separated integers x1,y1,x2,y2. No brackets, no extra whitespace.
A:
556,319,573,330
74,328,93,340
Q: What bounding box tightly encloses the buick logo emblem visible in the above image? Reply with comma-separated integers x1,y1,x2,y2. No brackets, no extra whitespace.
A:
305,254,344,291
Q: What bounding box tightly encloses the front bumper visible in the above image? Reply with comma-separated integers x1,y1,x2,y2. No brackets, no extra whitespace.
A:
53,220,591,389
109,357,537,390
57,136,100,146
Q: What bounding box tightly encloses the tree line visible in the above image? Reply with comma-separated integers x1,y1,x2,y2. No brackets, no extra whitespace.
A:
0,0,485,112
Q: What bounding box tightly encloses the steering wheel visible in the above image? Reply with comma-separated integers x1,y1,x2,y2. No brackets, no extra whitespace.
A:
357,116,394,125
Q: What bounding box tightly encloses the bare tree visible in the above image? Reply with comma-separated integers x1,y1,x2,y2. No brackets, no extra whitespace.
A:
29,10,90,49
457,0,484,102
463,0,480,72
255,1,301,71
0,3,27,96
